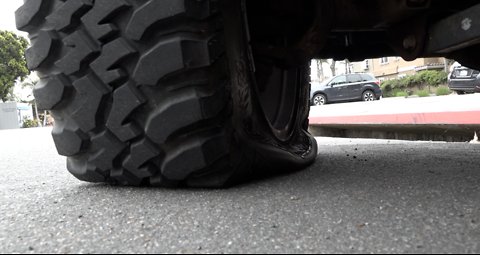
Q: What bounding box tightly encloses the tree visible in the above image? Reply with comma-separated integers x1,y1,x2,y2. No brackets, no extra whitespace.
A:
330,60,337,77
315,59,329,81
0,30,30,102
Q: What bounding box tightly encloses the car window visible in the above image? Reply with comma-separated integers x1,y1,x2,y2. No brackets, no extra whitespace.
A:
348,74,362,83
330,75,347,86
360,74,374,81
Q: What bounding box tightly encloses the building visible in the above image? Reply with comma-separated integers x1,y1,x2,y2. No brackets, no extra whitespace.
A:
352,57,447,80
0,102,34,130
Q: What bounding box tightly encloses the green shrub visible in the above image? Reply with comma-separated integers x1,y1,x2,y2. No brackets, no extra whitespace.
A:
401,75,416,88
382,88,408,98
435,86,451,96
22,118,39,128
416,90,430,97
417,70,448,86
381,80,393,91
381,86,395,97
392,79,404,89
379,70,448,97
431,71,447,86
382,91,394,98
395,91,408,97
412,72,424,85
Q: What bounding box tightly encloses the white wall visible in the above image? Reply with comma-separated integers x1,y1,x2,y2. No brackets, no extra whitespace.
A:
0,102,20,130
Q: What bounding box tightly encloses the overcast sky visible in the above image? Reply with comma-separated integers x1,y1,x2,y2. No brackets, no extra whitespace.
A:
0,0,27,37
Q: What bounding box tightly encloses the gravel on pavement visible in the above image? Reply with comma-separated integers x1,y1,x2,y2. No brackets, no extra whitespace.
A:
1,128,479,253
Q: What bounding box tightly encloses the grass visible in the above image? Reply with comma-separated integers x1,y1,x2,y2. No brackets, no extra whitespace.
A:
383,89,407,98
435,86,451,96
416,90,430,97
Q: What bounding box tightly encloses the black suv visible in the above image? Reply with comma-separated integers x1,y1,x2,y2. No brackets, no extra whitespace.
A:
448,66,480,94
310,73,382,105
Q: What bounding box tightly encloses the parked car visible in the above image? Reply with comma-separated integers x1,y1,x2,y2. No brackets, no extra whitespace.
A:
448,65,480,94
310,73,382,105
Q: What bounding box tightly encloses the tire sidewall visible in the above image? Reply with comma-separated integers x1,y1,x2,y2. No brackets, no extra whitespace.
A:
222,0,318,171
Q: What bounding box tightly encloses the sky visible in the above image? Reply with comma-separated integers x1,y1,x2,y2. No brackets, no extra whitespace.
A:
0,0,26,36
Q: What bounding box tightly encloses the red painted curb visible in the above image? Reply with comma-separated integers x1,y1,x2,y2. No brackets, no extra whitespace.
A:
309,111,480,125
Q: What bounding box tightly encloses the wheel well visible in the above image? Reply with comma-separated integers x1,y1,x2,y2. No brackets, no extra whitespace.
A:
362,89,374,94
313,92,327,99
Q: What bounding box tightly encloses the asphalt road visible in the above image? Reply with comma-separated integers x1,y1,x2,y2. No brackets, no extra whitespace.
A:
1,128,480,253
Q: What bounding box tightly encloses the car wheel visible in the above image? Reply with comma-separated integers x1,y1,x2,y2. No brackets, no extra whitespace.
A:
313,94,327,106
362,90,375,101
16,0,318,187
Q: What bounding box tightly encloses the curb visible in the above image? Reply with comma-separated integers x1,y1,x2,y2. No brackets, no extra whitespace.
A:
309,111,480,142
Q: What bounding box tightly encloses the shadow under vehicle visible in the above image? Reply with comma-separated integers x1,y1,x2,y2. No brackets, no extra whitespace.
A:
15,0,480,187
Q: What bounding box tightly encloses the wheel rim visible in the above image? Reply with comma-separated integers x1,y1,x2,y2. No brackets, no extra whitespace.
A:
364,91,375,101
314,95,325,105
244,1,310,141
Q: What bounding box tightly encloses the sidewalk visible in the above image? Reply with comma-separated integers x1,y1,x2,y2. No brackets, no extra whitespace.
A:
308,94,480,142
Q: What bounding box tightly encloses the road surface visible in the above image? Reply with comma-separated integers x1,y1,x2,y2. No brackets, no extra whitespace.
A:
0,128,479,253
